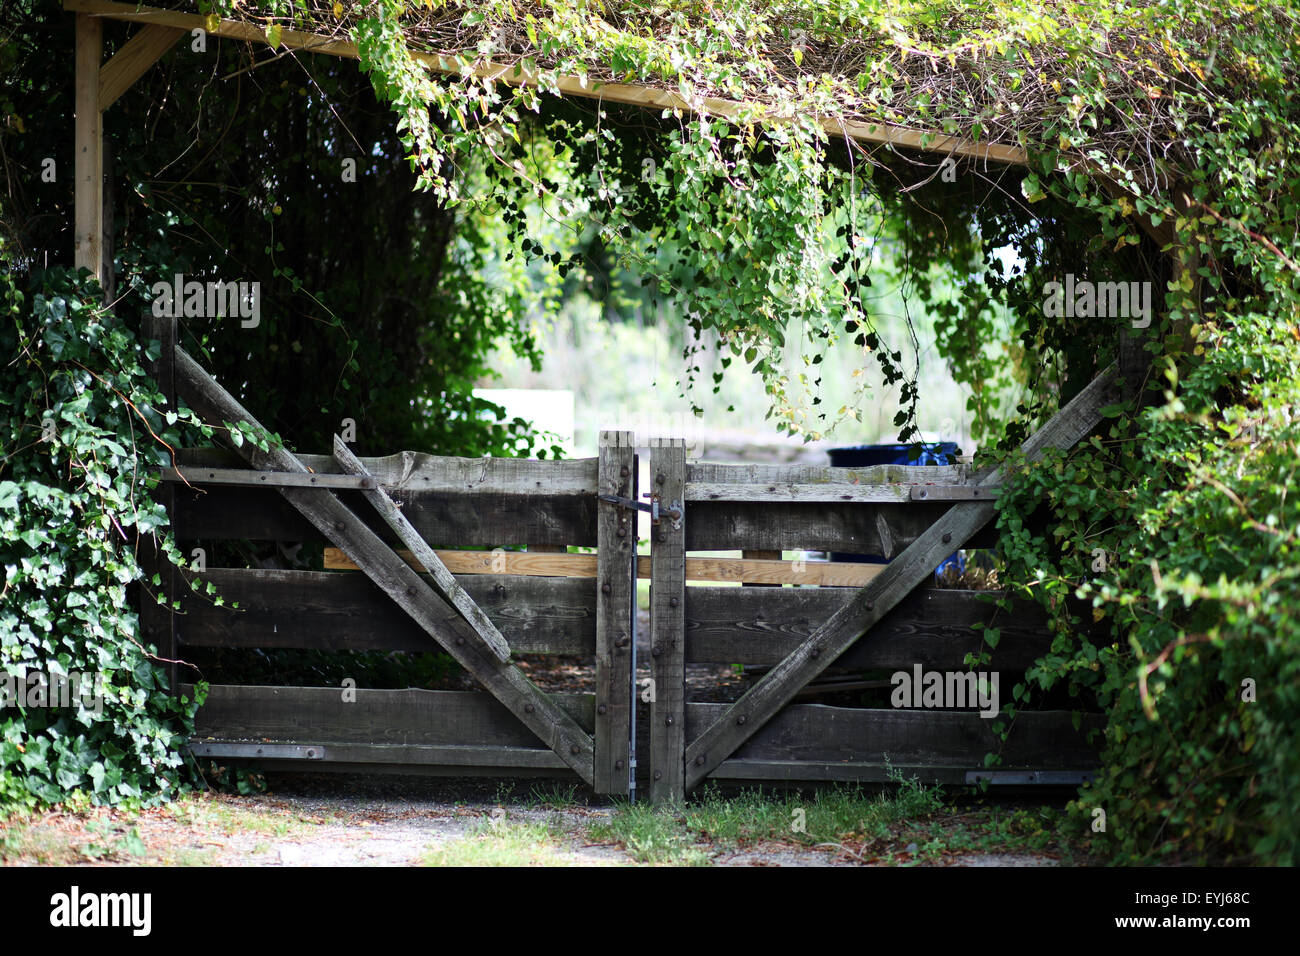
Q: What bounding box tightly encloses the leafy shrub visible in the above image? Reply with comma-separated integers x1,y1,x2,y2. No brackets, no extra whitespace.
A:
0,265,206,807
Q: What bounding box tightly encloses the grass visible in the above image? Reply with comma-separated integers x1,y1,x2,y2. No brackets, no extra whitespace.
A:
421,815,601,867
589,775,1092,866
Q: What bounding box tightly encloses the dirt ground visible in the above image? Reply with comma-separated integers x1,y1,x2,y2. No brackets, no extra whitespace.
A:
0,774,1069,867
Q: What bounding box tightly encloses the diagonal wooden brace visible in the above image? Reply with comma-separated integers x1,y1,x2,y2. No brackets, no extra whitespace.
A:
683,365,1121,789
331,435,511,662
172,347,595,783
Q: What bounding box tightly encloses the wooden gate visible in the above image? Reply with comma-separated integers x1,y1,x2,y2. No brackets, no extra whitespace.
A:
145,318,639,794
144,319,1114,801
643,368,1118,802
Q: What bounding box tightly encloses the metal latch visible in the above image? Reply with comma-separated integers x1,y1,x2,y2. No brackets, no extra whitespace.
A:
598,492,683,529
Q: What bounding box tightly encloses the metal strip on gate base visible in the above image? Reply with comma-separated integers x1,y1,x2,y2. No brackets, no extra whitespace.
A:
189,742,326,760
965,770,1094,785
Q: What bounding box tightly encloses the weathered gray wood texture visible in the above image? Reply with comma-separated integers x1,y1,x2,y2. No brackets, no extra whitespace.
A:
594,432,635,794
332,435,510,661
186,684,593,758
175,568,594,655
685,587,1057,669
683,365,1119,790
686,704,1101,769
173,347,596,783
649,440,686,803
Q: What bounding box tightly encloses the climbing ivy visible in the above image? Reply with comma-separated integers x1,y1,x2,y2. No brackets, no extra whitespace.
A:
0,264,210,807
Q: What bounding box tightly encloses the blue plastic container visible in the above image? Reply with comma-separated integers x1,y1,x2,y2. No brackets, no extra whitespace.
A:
827,442,965,577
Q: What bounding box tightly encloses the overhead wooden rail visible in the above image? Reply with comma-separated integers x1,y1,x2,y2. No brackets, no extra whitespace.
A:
67,0,1188,286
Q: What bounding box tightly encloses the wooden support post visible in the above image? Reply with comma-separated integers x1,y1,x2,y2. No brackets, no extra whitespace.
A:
141,311,177,693
682,367,1121,790
648,439,686,804
74,13,103,281
595,431,635,795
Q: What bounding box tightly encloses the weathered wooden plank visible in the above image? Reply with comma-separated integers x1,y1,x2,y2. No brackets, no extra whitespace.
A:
685,500,999,555
683,366,1120,790
175,568,595,655
649,440,687,803
325,547,884,586
685,462,972,487
64,1,1030,168
141,311,178,693
74,13,102,280
161,466,377,490
687,482,994,504
185,684,594,745
686,705,1101,769
332,436,510,662
595,431,635,794
172,483,596,548
173,346,596,784
98,23,182,110
189,740,570,770
175,446,598,496
685,587,1054,669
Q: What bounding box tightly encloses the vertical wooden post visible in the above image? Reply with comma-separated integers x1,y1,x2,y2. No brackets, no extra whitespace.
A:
74,14,103,282
595,430,635,794
141,311,178,695
648,438,686,804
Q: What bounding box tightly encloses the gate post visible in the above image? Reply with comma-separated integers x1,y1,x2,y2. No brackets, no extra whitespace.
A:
648,438,686,803
595,431,636,794
141,311,178,696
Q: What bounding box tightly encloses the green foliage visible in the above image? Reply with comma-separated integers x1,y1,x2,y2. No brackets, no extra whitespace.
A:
259,0,1300,864
0,264,207,807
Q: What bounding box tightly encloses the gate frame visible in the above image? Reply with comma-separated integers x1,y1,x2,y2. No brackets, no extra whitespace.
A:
646,366,1122,801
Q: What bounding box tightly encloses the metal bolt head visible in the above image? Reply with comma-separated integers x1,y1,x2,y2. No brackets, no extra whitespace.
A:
942,532,952,544
865,600,875,612
665,715,673,726
654,770,663,781
695,755,706,766
651,645,662,658
656,531,666,543
811,646,821,658
617,636,630,648
570,744,581,755
601,582,612,595
597,703,608,715
525,703,535,714
334,521,345,532
657,473,665,485
615,760,624,771
406,586,416,597
455,636,465,646
617,526,627,538
737,715,747,726
619,465,630,478
669,596,679,608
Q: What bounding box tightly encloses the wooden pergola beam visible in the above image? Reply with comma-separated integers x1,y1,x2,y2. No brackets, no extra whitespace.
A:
98,23,184,111
73,13,102,277
64,0,1028,167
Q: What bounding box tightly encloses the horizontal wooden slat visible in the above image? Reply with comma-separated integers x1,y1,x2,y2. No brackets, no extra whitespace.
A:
190,741,570,770
686,704,1102,770
323,548,885,586
686,587,1055,668
184,684,595,746
175,568,595,655
685,462,972,486
172,483,596,547
685,500,999,554
175,447,598,495
686,482,997,504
